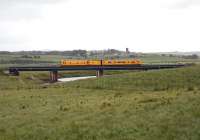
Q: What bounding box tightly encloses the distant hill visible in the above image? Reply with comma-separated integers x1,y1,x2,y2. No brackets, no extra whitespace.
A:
155,51,200,56
0,50,199,58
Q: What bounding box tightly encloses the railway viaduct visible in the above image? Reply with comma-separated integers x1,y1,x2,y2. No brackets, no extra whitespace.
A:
8,64,189,82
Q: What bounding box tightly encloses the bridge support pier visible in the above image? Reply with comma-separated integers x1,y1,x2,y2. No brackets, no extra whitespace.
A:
50,71,58,82
96,69,104,77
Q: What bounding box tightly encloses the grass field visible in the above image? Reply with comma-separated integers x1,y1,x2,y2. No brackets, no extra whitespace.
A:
139,54,199,64
0,65,200,140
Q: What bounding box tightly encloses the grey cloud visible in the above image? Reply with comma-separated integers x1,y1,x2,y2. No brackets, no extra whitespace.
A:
0,4,42,20
0,37,24,52
0,30,25,45
0,0,66,20
0,0,65,5
0,37,20,45
172,0,200,9
0,0,67,50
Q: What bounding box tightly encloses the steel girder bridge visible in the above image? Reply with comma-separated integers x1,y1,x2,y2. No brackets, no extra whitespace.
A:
9,64,189,82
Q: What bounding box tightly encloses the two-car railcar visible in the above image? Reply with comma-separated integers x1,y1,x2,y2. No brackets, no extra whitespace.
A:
61,59,142,66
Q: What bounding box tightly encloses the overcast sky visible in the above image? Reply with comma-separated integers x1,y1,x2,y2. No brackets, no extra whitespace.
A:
0,0,200,52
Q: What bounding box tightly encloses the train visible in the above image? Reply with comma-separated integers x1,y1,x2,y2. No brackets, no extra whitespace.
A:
60,59,142,66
